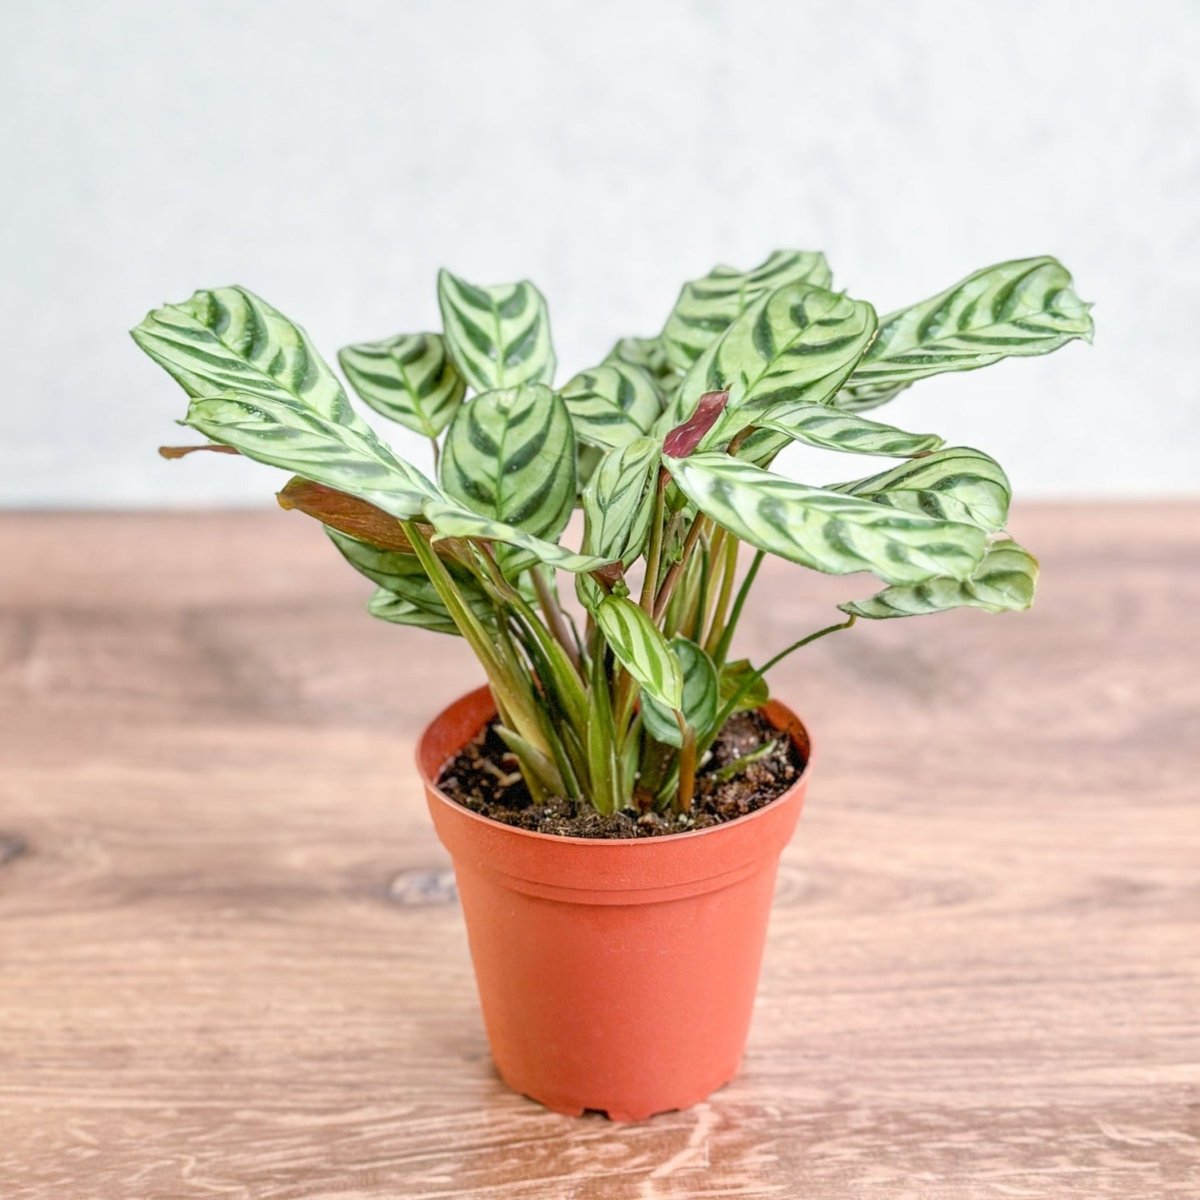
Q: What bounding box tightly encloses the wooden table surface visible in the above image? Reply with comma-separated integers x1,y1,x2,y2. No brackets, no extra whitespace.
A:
1,505,1197,1199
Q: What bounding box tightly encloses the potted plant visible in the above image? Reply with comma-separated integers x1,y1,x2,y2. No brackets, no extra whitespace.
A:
134,251,1092,1120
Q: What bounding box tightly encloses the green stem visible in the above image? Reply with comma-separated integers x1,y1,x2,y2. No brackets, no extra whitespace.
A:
653,514,710,622
711,548,764,668
530,566,581,674
703,534,739,657
403,522,551,761
639,476,668,616
700,614,858,757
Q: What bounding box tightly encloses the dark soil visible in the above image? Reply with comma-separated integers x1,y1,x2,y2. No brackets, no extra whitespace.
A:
436,711,804,839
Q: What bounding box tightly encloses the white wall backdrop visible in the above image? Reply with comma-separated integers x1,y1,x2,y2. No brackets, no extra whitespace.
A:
2,0,1197,506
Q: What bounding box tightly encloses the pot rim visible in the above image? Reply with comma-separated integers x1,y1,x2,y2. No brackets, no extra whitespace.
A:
417,684,813,849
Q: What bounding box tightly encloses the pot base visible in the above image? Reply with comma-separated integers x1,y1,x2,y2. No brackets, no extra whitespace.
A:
504,1063,738,1122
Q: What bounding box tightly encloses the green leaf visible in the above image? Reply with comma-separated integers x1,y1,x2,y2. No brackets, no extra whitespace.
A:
605,335,678,392
337,332,465,438
641,637,719,747
184,392,439,519
581,436,662,563
832,379,908,414
437,269,555,391
326,528,493,630
840,538,1039,619
661,250,832,373
439,384,576,545
839,257,1093,407
422,499,611,574
833,447,1011,532
719,659,769,714
593,596,683,710
133,286,367,431
559,363,661,449
752,401,943,458
669,283,877,435
664,452,987,584
367,588,461,636
576,443,604,493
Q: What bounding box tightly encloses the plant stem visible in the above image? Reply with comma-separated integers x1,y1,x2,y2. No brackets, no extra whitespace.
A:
703,533,738,656
403,522,553,764
675,712,697,813
639,476,668,616
530,566,581,674
653,514,709,622
700,614,858,757
429,437,441,470
711,548,764,667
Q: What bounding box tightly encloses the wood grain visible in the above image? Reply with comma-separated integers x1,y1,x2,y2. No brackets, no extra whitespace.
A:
0,505,1197,1199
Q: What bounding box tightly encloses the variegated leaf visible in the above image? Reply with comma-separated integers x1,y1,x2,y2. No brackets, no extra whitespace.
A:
668,283,877,434
641,637,719,747
833,447,1011,532
337,332,465,438
184,393,439,519
439,385,576,546
133,286,367,431
605,335,678,392
839,257,1093,406
840,538,1038,620
326,529,492,629
833,378,908,414
367,588,460,636
421,499,611,574
664,452,986,584
559,363,661,449
577,443,604,493
437,269,555,391
662,250,832,373
751,400,943,458
593,596,683,710
582,436,661,563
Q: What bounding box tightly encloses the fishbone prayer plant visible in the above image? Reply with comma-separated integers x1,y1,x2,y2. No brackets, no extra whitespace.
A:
135,252,1092,817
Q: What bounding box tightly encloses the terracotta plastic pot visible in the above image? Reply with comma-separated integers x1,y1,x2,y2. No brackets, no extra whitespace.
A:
418,685,811,1121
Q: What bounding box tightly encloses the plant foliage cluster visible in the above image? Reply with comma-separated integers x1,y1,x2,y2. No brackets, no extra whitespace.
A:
134,252,1092,813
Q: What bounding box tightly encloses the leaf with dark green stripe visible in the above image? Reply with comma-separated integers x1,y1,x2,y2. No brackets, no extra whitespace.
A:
832,447,1010,532
560,363,661,449
184,392,439,519
752,401,943,458
326,528,493,631
662,250,832,373
437,269,555,391
664,452,987,584
422,500,612,574
593,595,683,710
133,286,366,431
840,538,1038,620
641,637,719,747
605,335,679,393
439,385,576,548
833,378,909,414
582,436,661,563
338,332,465,438
367,588,460,635
838,257,1093,408
667,283,877,436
